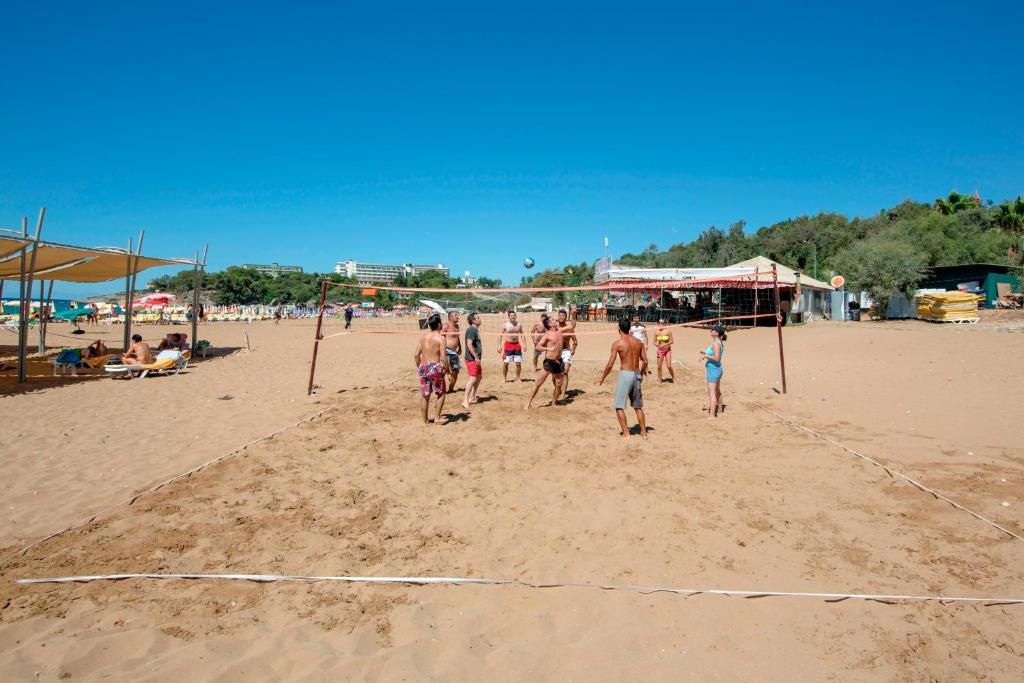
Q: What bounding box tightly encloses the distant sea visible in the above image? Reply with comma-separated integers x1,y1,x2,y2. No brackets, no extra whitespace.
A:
1,298,85,315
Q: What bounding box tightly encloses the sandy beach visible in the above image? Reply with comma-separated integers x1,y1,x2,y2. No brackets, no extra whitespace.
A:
1,317,1022,680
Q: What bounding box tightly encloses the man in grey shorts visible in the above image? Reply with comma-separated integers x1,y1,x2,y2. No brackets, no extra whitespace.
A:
595,317,649,438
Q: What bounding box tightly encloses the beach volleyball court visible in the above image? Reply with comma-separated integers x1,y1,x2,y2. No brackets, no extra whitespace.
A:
1,321,1022,679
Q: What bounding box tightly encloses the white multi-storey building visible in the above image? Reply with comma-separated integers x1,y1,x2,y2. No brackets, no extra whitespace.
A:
334,260,448,285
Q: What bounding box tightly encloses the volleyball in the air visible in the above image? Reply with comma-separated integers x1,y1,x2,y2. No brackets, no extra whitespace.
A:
523,257,535,269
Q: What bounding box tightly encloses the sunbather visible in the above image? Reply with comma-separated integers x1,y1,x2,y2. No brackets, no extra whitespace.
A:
157,333,184,351
83,340,108,359
122,334,153,366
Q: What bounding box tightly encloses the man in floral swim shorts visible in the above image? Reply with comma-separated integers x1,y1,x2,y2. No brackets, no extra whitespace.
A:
415,313,451,425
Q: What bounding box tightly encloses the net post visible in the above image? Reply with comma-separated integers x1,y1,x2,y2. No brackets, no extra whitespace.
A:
772,264,787,394
753,267,759,326
306,278,329,396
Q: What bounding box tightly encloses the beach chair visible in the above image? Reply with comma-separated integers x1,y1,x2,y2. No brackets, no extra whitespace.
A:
132,350,190,379
54,351,114,376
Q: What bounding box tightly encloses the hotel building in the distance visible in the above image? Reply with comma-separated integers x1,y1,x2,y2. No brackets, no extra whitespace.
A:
334,260,449,285
242,263,303,277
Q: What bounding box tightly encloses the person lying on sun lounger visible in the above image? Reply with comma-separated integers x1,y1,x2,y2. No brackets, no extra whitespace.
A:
157,333,186,351
122,334,153,366
83,340,108,359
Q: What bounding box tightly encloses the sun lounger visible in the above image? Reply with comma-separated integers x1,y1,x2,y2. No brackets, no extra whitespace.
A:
82,354,113,369
111,352,191,378
54,350,114,376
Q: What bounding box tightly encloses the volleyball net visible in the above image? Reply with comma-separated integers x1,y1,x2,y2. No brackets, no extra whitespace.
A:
319,271,786,336
306,270,792,393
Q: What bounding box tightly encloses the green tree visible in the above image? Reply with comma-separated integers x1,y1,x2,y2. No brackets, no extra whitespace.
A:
208,267,269,305
409,269,456,289
373,288,395,309
147,269,208,294
832,238,927,318
692,226,725,266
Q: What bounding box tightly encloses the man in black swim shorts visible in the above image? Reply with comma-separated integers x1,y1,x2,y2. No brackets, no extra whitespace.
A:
524,316,564,410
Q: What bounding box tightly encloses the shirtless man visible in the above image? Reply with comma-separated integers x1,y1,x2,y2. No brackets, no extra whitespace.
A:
498,310,525,382
529,313,548,372
596,317,649,438
556,309,578,393
122,334,153,366
414,313,451,424
524,316,564,410
441,310,462,393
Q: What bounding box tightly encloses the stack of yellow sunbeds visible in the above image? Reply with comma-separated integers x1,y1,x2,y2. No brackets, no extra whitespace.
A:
916,291,984,322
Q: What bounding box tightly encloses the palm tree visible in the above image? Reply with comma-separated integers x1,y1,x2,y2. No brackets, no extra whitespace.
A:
994,196,1024,234
995,196,1024,263
934,190,978,215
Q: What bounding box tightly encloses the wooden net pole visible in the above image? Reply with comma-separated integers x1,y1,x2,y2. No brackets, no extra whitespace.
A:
753,266,759,326
306,278,329,395
772,264,787,394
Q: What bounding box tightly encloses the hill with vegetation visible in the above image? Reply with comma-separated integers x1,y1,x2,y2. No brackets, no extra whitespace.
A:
523,192,1023,311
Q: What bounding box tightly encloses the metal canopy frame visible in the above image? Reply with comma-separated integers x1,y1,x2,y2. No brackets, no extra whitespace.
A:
2,209,204,385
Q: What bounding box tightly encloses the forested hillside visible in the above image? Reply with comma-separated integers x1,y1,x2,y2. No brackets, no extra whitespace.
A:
524,193,1023,305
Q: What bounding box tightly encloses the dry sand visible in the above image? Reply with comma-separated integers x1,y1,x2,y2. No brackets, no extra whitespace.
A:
1,317,1022,680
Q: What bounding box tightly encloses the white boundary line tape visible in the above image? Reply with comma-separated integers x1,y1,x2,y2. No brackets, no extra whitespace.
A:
749,402,1024,542
1,372,416,567
14,572,1024,606
673,359,1023,542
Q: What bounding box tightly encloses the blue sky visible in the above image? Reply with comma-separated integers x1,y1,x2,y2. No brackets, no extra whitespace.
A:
2,1,1022,298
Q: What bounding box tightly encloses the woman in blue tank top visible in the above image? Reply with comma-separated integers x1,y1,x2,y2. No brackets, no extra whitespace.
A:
700,324,726,417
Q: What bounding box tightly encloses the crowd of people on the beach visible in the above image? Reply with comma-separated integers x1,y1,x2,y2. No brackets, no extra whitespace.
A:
413,309,727,437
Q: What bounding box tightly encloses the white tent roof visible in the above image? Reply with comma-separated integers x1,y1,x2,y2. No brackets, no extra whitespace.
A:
594,266,755,284
727,256,834,291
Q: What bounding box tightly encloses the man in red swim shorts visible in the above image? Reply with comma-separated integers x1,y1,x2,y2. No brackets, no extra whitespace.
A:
462,311,484,410
498,310,525,382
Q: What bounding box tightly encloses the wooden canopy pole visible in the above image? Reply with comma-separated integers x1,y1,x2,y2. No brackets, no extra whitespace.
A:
17,217,28,383
122,237,134,350
36,279,45,354
124,230,145,347
40,279,55,351
772,264,787,394
306,279,329,395
18,208,45,384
